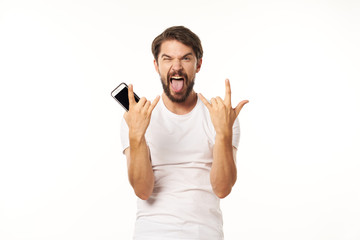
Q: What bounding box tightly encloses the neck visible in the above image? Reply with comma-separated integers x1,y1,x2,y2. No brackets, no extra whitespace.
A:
162,91,198,115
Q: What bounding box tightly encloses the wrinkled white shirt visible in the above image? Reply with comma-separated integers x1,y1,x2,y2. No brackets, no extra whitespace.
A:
121,95,240,240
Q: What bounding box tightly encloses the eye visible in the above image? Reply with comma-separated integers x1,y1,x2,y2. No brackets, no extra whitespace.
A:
183,57,191,61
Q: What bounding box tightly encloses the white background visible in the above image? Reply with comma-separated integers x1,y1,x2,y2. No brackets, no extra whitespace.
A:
1,0,359,239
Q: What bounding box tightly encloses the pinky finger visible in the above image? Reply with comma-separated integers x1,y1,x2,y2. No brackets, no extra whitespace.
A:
148,95,160,115
198,93,211,109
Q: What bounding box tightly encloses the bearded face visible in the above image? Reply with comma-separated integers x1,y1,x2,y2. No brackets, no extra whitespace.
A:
155,40,201,103
160,68,195,103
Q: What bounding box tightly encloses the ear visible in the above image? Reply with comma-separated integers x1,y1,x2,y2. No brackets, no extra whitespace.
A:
154,59,160,74
196,58,202,73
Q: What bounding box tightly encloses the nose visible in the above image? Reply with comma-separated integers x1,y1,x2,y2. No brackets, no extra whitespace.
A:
171,59,183,71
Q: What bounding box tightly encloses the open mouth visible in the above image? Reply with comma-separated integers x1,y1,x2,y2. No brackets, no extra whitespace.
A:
170,76,185,92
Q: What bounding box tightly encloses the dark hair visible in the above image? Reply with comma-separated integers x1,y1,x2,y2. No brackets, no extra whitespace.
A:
151,26,203,63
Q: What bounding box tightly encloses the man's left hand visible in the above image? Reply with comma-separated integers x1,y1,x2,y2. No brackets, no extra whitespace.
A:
199,79,249,137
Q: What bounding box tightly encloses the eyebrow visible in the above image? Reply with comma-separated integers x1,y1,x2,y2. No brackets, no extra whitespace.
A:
160,52,194,59
161,54,172,59
182,53,194,58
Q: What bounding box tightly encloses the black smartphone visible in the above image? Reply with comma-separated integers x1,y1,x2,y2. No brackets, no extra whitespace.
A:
111,82,140,111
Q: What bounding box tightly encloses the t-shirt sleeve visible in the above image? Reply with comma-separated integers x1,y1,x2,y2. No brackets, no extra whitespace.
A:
232,117,240,149
120,117,130,154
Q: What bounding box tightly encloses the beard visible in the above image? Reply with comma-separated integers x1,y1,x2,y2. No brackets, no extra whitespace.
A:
160,69,195,103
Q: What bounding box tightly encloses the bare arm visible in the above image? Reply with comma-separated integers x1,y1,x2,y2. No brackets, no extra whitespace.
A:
124,84,160,200
124,138,154,200
211,135,238,198
199,79,248,198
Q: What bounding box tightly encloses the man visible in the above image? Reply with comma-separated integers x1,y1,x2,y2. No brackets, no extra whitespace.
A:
120,26,248,240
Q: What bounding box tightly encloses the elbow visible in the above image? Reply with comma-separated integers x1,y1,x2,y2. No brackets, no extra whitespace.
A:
211,176,236,199
136,191,151,200
214,188,232,199
129,177,154,200
132,182,153,200
133,185,153,200
212,181,233,198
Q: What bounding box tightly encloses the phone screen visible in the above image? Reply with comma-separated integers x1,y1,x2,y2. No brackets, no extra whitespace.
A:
113,84,140,111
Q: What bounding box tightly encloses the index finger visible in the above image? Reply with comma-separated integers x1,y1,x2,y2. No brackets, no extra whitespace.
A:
224,79,231,105
128,84,136,107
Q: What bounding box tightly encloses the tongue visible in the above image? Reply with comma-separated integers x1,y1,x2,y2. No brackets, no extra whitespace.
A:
171,80,184,92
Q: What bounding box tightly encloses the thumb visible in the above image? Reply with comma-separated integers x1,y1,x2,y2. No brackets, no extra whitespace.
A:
234,100,249,116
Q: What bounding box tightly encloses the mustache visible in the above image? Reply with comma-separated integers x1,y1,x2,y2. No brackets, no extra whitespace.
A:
167,70,188,82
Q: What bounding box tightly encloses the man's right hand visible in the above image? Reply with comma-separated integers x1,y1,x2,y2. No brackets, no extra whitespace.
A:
124,84,160,140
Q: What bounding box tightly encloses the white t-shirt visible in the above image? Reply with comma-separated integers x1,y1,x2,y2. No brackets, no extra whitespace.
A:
120,95,240,240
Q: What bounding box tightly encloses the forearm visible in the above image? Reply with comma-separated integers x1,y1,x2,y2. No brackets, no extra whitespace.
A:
210,133,237,198
128,132,154,200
